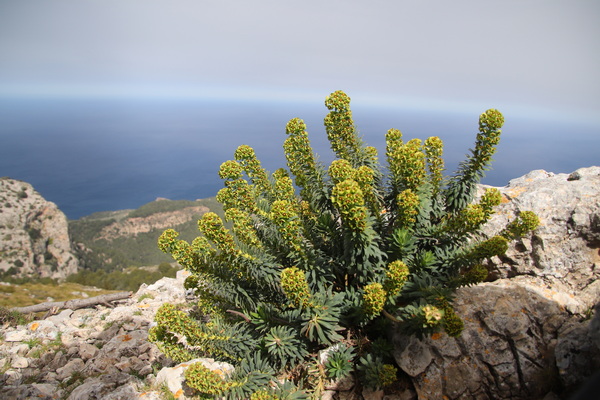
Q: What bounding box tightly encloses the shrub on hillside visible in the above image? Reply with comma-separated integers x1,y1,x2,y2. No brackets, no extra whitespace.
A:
151,91,539,398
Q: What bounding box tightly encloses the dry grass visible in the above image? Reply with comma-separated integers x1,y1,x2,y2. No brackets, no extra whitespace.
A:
0,282,118,308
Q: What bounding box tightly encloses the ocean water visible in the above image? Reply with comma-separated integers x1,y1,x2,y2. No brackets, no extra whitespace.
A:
1,97,598,219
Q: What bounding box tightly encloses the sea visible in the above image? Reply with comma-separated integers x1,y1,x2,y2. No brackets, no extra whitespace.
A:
1,97,598,220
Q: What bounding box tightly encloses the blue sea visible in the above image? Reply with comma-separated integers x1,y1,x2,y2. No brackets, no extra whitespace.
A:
1,97,598,220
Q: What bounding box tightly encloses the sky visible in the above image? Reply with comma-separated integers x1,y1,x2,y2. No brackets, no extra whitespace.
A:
0,0,599,124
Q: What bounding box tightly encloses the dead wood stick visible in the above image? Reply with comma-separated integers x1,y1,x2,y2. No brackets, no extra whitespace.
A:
11,291,132,315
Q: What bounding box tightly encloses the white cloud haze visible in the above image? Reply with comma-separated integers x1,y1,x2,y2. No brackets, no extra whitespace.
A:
0,0,599,122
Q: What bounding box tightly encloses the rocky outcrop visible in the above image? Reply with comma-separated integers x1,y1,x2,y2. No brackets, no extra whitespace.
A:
392,167,600,399
0,271,190,399
0,178,79,280
96,205,208,240
480,166,600,314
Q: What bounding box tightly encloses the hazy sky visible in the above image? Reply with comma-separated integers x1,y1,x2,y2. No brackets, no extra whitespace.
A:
0,1,599,123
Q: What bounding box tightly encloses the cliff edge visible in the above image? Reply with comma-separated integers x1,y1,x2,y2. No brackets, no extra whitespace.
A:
0,178,79,281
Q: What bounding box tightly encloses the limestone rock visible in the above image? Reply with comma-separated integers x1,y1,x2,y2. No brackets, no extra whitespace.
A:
0,177,79,280
392,281,600,399
478,166,600,314
66,371,138,400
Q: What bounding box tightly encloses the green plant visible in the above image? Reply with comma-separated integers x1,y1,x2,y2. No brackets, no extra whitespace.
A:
151,91,539,396
0,306,27,326
24,337,41,349
357,353,398,390
138,293,155,302
323,344,355,381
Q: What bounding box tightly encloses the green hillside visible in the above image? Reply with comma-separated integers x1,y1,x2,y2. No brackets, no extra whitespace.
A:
69,197,223,272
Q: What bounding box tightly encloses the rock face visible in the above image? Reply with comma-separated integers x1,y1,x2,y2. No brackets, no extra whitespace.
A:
392,167,600,399
96,205,209,241
480,166,600,314
0,178,79,280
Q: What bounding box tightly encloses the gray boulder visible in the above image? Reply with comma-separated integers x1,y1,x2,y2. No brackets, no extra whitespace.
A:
392,167,600,399
479,166,600,314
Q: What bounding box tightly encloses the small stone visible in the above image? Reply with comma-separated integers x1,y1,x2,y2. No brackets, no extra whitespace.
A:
362,387,384,400
79,343,99,360
138,364,153,377
57,358,85,381
115,359,132,372
12,343,30,356
67,346,80,356
12,355,29,368
47,309,74,325
4,330,28,342
4,369,22,385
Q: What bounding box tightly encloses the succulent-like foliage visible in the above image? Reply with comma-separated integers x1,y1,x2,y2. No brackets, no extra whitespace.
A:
151,91,539,396
323,344,355,381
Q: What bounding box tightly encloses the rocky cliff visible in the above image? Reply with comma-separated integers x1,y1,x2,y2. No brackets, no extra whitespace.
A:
0,178,79,280
393,166,600,399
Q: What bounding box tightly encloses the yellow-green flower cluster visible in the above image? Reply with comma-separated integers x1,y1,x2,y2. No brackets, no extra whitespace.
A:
324,90,351,112
234,145,272,197
171,239,196,270
388,138,426,191
445,204,487,235
365,146,379,164
462,264,489,285
329,161,378,215
362,283,386,317
396,189,420,228
284,118,318,190
386,128,403,156
280,267,311,308
383,260,410,296
191,236,215,260
158,228,179,254
471,109,504,170
424,136,444,191
328,159,354,183
470,235,509,260
270,200,304,253
154,303,200,344
378,364,398,388
479,108,505,132
216,178,257,214
198,212,239,256
154,303,235,361
434,297,464,337
148,325,196,363
250,390,278,400
273,168,295,202
324,91,360,162
422,305,444,327
503,211,540,239
225,208,262,249
218,159,244,180
158,229,198,270
478,188,502,223
331,179,368,232
185,362,232,396
442,309,464,337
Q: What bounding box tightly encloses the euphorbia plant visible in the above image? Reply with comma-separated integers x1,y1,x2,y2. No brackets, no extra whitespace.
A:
150,91,538,398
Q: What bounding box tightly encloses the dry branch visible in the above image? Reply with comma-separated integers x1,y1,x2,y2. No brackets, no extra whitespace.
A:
11,291,132,315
